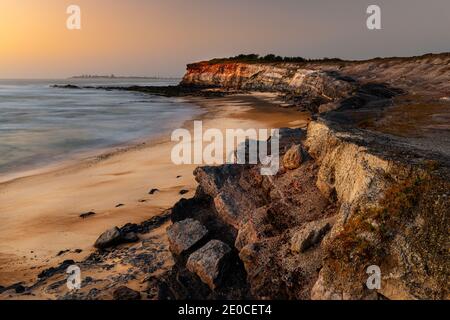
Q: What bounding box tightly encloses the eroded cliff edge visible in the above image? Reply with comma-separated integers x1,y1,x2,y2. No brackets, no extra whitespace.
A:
156,120,448,300
164,54,449,299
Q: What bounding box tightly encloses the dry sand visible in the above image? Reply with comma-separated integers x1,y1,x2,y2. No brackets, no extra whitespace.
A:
0,92,308,287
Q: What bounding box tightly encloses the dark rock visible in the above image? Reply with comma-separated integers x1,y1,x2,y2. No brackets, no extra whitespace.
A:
74,249,83,253
56,249,70,257
120,223,139,234
125,210,172,234
47,280,66,291
167,219,208,255
0,283,26,294
81,276,94,287
115,204,124,208
171,197,208,223
94,227,122,249
38,260,75,279
186,240,232,290
13,284,26,294
179,189,189,195
80,211,96,219
149,188,160,195
118,211,172,235
113,286,141,300
51,84,81,89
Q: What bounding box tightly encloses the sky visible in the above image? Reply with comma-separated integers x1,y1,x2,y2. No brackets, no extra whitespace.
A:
1,0,449,78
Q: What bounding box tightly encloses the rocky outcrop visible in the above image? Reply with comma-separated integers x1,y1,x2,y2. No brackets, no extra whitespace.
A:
186,240,232,290
182,53,450,97
158,117,449,300
94,227,122,249
94,226,140,250
182,62,357,97
167,219,208,255
305,120,449,300
182,53,450,115
282,144,304,170
181,62,356,112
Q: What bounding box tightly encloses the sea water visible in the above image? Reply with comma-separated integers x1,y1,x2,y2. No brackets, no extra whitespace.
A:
0,78,202,176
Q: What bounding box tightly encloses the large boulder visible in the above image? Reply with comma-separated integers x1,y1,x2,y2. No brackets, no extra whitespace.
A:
167,219,208,255
213,192,242,228
94,227,122,249
282,144,304,170
186,240,231,290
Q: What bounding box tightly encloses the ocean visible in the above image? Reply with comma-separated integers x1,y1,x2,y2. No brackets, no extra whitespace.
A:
0,78,202,176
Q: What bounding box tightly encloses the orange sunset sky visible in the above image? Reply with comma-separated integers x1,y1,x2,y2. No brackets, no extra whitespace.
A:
1,0,449,78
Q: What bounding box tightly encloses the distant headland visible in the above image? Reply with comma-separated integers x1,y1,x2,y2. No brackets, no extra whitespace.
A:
69,74,179,80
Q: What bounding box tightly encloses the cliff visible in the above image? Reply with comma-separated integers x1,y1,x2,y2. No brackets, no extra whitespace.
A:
151,120,448,300
171,53,450,299
182,53,450,95
182,53,450,114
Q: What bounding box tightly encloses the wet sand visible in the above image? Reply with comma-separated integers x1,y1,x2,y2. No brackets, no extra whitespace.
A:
0,92,308,287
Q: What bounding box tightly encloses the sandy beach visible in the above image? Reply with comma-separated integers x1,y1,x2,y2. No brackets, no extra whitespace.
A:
0,92,309,287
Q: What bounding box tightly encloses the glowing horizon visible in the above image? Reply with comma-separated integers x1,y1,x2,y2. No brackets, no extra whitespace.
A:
1,0,449,79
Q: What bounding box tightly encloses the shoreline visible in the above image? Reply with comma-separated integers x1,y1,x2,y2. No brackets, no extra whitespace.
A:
0,93,203,185
0,92,309,287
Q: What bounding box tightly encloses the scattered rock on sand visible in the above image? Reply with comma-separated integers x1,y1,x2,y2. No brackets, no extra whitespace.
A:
38,260,75,279
80,211,96,219
51,84,81,89
186,240,231,290
167,219,208,255
94,227,122,249
0,283,26,294
282,144,304,170
13,284,26,294
113,286,141,300
56,249,70,257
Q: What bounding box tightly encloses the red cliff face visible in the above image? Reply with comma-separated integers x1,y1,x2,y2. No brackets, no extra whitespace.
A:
181,61,357,108
182,54,450,97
